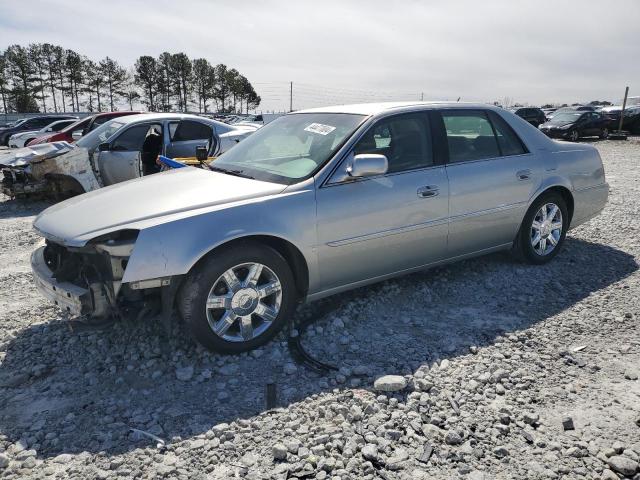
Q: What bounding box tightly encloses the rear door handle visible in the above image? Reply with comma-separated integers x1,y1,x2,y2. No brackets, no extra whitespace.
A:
417,185,439,198
516,169,532,180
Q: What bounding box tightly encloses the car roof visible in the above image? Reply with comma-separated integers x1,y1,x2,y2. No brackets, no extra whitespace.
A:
295,101,502,116
110,113,214,124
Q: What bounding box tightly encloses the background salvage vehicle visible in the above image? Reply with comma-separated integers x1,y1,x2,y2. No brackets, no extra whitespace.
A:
8,118,78,148
1,113,254,198
0,115,76,146
539,110,610,141
509,107,547,127
30,102,609,353
27,111,141,146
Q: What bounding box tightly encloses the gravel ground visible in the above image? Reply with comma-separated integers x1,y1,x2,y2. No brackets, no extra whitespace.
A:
0,139,639,479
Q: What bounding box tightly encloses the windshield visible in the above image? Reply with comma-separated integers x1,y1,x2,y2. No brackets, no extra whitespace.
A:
75,120,125,150
549,112,582,123
60,117,89,133
213,113,366,184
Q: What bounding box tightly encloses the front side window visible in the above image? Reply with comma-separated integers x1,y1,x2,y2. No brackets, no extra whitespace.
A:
354,113,433,173
111,124,156,151
442,111,500,163
214,113,366,184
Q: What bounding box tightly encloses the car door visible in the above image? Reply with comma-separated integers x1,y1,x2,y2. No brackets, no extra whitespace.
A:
165,120,216,158
315,111,449,291
97,123,153,185
441,109,540,257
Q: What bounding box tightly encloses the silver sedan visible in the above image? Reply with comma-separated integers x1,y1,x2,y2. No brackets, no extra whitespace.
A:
31,102,608,353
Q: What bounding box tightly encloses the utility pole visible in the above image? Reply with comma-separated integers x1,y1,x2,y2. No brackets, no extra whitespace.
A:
289,81,293,112
421,92,424,101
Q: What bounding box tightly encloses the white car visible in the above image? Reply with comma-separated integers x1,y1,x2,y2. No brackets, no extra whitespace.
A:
8,119,78,148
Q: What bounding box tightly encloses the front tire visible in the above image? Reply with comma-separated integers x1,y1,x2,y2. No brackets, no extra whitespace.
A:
514,193,568,265
178,241,297,353
599,128,609,139
568,130,579,142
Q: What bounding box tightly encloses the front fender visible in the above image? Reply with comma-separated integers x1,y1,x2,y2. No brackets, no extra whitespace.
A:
121,188,318,287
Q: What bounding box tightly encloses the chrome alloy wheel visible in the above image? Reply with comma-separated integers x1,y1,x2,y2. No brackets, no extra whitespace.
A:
531,203,563,256
205,263,282,342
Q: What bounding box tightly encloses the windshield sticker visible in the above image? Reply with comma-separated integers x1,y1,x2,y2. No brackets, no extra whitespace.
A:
304,123,336,135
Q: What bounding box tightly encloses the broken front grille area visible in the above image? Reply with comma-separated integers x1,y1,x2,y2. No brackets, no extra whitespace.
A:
1,167,28,186
43,240,113,289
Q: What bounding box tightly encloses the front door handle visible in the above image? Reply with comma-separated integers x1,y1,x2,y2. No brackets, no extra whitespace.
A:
417,185,439,198
516,169,532,180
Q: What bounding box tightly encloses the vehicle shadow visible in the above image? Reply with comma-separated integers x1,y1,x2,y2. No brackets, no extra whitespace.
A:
0,237,636,459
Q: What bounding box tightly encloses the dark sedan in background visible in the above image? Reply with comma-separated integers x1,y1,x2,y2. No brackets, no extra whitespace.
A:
510,107,547,127
539,111,609,141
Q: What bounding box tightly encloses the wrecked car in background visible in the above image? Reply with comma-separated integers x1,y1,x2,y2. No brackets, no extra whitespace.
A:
30,102,609,354
1,113,255,198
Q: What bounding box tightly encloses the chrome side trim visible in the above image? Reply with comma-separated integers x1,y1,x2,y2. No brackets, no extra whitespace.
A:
326,218,448,247
448,202,525,224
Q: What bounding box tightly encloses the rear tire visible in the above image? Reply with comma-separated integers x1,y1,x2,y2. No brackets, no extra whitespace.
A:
178,241,297,353
514,193,568,265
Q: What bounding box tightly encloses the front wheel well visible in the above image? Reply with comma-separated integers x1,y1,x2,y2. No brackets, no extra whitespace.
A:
191,235,309,299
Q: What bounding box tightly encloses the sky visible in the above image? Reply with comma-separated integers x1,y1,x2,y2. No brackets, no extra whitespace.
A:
1,0,639,112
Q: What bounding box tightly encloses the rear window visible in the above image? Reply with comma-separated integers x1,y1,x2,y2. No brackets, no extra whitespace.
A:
171,120,212,142
442,111,500,163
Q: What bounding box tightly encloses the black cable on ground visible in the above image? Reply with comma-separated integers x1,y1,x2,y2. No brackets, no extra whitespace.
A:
287,302,339,374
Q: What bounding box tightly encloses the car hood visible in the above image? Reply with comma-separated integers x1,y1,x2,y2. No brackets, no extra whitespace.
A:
540,121,573,128
34,167,288,246
11,129,40,138
0,142,75,168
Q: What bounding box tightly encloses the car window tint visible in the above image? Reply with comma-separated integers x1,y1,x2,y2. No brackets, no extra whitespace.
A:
442,111,500,163
488,112,528,156
354,113,432,173
169,122,179,139
172,120,212,142
111,124,150,151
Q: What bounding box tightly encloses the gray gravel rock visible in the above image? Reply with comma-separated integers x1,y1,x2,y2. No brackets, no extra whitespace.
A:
607,455,639,476
175,366,194,381
373,375,407,392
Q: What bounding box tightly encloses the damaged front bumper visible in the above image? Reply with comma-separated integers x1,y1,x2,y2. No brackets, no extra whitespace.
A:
31,246,91,316
2,167,48,197
30,233,176,321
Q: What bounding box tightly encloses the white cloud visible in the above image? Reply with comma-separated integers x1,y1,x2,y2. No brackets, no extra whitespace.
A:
1,0,639,111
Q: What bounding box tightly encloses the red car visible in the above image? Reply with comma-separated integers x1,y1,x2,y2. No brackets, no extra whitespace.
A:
27,111,141,146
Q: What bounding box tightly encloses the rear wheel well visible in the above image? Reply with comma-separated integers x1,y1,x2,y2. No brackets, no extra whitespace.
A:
541,186,574,225
192,235,309,299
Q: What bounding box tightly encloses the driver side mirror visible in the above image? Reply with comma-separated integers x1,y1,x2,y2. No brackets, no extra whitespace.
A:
346,153,388,178
98,142,111,152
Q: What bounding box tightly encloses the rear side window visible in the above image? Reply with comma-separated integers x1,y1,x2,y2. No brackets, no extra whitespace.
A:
171,120,212,142
488,112,528,156
441,111,500,163
354,113,432,173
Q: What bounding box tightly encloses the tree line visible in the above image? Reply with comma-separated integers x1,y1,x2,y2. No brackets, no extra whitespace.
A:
0,44,261,114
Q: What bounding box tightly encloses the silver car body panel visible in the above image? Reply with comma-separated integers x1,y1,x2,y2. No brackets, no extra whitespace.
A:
32,102,609,305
